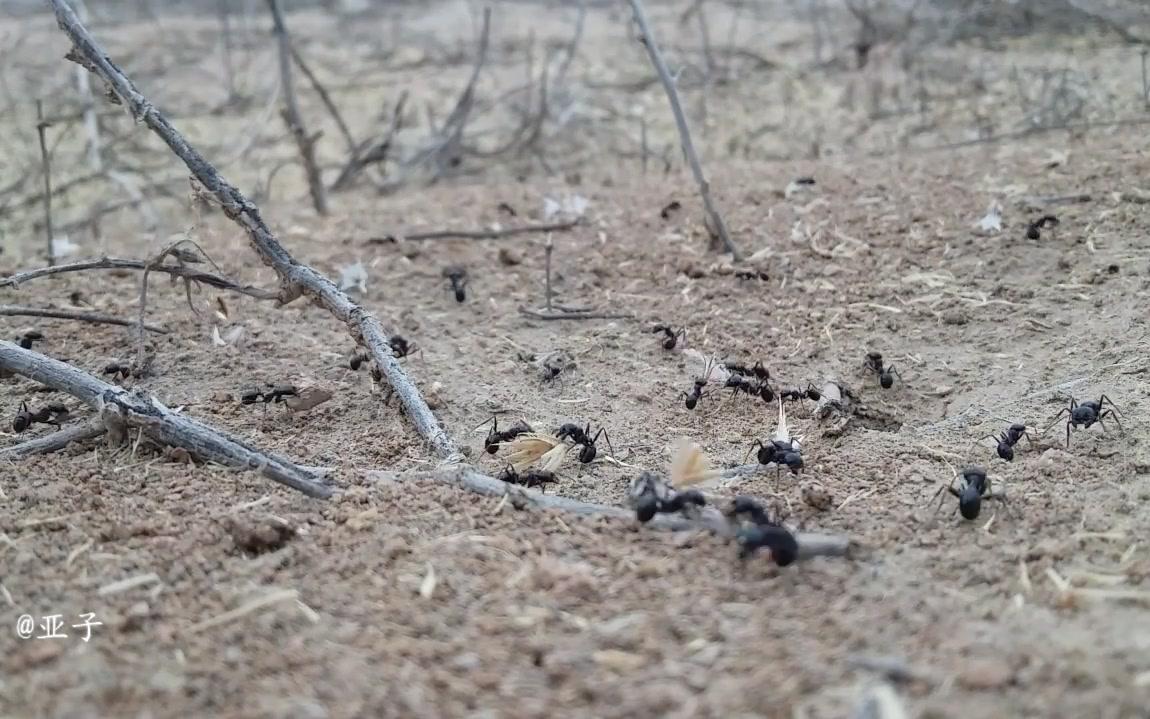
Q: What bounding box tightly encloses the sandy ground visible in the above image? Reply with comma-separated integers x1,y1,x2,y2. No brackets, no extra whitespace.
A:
3,2,1150,718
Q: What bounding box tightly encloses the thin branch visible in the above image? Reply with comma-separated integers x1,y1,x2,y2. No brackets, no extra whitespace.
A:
627,0,741,260
518,308,633,321
0,305,167,333
370,219,579,243
0,341,331,498
48,0,457,460
0,257,278,300
374,466,851,561
0,419,105,460
289,41,356,155
267,0,328,215
35,101,55,267
330,90,407,192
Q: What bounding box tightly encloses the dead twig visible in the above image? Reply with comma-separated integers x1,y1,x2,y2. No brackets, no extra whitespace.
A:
35,101,55,267
518,308,633,321
371,219,578,243
0,257,277,300
0,305,167,333
374,466,850,560
288,41,356,156
0,419,106,460
627,0,741,261
267,0,327,215
330,90,407,192
0,342,331,498
49,0,456,460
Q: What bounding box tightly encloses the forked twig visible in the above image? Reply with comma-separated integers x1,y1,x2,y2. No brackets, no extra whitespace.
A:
0,342,330,498
0,305,167,333
1,257,277,299
48,0,456,460
626,0,741,261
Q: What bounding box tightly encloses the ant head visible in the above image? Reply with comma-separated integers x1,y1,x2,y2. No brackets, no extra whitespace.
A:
737,525,798,566
754,443,776,465
866,351,883,362
959,491,982,520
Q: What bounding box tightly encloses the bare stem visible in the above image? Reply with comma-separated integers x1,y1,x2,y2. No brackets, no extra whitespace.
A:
544,235,554,311
267,0,328,215
626,0,741,260
35,101,55,267
371,219,578,243
0,419,106,459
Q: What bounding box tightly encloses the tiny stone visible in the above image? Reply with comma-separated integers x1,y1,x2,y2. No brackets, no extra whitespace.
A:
498,247,522,266
957,658,1014,690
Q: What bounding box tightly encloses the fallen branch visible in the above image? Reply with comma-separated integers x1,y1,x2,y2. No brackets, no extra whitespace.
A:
0,305,167,333
0,256,278,300
627,0,741,261
0,419,106,459
371,219,579,244
372,466,850,561
49,0,457,461
0,341,331,498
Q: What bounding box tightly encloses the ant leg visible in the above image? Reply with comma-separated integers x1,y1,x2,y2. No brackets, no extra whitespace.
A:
1099,406,1124,433
1066,420,1073,448
591,427,615,457
1099,394,1124,418
1043,408,1071,437
744,439,764,464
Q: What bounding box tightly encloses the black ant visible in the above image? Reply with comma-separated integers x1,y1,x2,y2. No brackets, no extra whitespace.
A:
103,361,131,380
930,465,1007,520
1045,394,1123,447
481,417,533,454
977,423,1035,461
389,335,417,358
240,384,299,406
727,496,798,566
746,439,803,476
498,466,556,490
864,351,900,389
13,401,69,433
555,422,612,463
16,331,43,350
442,266,468,303
680,378,709,410
630,471,706,522
724,360,769,381
1025,214,1060,240
651,324,685,350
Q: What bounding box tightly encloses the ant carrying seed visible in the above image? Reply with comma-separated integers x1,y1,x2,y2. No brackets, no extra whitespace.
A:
863,351,901,389
555,422,613,463
16,330,43,350
13,401,69,433
481,417,533,454
977,422,1036,461
651,323,685,350
929,465,1008,521
1045,394,1123,447
1025,214,1060,240
240,384,299,406
498,466,557,490
442,266,468,303
629,471,706,523
727,496,798,566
